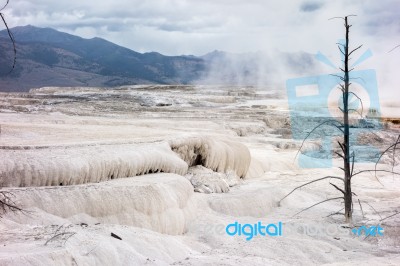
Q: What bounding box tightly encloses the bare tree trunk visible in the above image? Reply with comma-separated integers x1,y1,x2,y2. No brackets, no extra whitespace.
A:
343,17,352,224
280,15,400,224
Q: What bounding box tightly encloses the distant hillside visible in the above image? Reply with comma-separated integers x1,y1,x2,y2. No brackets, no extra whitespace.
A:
0,25,317,92
0,25,205,91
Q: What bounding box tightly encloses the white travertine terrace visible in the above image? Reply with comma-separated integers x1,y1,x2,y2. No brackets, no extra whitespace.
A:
1,86,399,265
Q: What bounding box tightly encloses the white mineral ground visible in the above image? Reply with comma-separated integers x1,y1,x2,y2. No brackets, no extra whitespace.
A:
0,85,399,265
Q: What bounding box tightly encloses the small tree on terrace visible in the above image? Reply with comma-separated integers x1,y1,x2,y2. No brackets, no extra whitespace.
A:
280,15,400,224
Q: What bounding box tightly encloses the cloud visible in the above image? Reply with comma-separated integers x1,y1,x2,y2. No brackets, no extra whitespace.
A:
3,0,397,55
1,0,399,92
300,1,324,12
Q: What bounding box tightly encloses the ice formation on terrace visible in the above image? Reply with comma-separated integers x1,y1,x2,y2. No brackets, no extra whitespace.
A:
169,136,251,178
0,136,254,190
9,174,199,235
0,142,188,187
245,157,268,179
185,165,241,193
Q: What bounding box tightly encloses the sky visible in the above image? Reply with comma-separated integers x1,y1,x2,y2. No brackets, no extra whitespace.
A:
2,0,400,95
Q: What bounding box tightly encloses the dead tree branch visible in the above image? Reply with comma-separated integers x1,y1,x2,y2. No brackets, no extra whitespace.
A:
327,207,345,217
0,191,25,217
388,45,400,53
380,211,400,222
357,199,364,218
330,182,345,194
0,0,16,73
348,92,364,118
279,176,344,204
292,197,344,217
44,224,76,246
295,119,344,160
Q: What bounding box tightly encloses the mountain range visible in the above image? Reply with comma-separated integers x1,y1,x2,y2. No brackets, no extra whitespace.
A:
0,25,316,92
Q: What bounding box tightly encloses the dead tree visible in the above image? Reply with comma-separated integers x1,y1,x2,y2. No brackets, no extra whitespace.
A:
0,0,16,72
0,1,22,217
0,191,25,217
341,15,355,223
280,15,400,224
